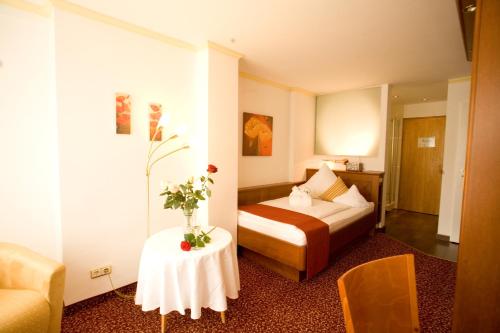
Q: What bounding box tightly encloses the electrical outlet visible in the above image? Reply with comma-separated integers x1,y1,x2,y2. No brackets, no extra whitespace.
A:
90,265,112,279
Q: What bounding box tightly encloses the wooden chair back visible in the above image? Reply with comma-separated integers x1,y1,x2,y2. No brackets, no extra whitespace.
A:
337,254,420,333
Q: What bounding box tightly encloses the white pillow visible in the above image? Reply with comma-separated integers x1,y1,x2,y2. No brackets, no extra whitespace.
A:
299,164,337,198
333,185,370,208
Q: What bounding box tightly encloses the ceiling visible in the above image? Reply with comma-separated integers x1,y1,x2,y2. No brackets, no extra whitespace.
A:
67,0,471,94
390,80,449,105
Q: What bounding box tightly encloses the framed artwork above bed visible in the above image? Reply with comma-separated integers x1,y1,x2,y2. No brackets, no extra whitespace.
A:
242,112,273,156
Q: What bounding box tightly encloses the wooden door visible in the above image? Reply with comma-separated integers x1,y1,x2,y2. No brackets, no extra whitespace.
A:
453,0,500,331
398,116,445,215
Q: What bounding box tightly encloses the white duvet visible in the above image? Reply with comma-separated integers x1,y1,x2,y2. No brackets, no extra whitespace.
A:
261,197,350,219
238,197,374,246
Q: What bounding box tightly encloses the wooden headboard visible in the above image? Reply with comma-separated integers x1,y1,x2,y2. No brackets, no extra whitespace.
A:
238,169,383,212
238,181,303,206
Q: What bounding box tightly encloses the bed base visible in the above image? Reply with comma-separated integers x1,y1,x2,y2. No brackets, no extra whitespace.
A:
239,248,306,282
238,212,376,281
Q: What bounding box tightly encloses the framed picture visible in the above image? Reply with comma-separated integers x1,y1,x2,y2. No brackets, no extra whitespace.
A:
149,103,162,141
115,93,131,134
242,112,273,156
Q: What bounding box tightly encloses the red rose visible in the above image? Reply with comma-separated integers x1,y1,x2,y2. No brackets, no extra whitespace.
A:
207,164,218,173
180,241,191,251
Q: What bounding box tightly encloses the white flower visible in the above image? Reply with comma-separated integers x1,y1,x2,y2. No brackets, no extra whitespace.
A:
161,180,173,191
193,177,202,188
170,185,180,193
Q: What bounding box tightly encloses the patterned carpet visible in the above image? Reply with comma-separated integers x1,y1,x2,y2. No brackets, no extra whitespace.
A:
62,234,456,332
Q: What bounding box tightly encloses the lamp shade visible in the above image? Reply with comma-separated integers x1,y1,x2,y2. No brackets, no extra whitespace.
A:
174,124,187,136
158,113,170,128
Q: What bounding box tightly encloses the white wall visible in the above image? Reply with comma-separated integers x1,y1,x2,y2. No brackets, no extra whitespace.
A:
404,100,447,118
238,82,389,222
2,3,239,306
238,81,389,188
53,9,201,304
314,85,389,172
438,79,471,242
238,79,318,187
238,78,290,187
316,87,382,157
207,48,239,239
0,6,62,261
288,91,316,182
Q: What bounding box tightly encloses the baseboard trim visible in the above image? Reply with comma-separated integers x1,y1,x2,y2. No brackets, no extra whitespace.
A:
436,233,450,242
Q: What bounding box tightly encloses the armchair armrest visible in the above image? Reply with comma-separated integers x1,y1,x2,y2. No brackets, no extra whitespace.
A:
0,243,66,333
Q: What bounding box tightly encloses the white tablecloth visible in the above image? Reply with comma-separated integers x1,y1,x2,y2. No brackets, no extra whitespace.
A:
135,226,240,319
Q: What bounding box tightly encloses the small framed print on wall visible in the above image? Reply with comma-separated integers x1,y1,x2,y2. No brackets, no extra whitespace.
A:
149,103,162,141
115,93,131,134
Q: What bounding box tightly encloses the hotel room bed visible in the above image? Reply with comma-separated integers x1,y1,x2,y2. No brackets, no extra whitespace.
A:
237,168,383,281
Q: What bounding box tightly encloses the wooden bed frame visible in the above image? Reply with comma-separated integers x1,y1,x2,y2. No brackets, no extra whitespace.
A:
237,169,384,281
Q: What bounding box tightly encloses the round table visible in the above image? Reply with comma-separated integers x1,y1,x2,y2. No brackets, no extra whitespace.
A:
135,226,240,331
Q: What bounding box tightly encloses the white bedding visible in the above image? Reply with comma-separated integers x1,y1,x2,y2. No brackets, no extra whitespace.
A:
263,197,350,219
238,197,374,246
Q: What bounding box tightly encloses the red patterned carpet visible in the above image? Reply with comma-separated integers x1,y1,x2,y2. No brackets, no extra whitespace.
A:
62,234,456,332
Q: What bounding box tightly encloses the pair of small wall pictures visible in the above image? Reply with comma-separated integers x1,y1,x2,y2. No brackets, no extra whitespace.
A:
115,92,162,141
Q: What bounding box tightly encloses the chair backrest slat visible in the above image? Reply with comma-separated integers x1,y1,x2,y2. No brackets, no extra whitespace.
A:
337,254,420,333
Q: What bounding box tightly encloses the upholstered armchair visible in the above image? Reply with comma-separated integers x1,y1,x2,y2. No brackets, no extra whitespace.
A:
0,243,66,333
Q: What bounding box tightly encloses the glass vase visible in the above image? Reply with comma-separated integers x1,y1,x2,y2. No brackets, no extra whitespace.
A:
183,208,195,235
183,208,201,249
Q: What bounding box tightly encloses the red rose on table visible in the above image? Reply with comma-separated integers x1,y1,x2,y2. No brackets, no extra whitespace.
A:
207,164,218,174
180,241,191,251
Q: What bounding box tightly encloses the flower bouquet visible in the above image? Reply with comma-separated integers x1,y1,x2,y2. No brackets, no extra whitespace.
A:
160,164,218,251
